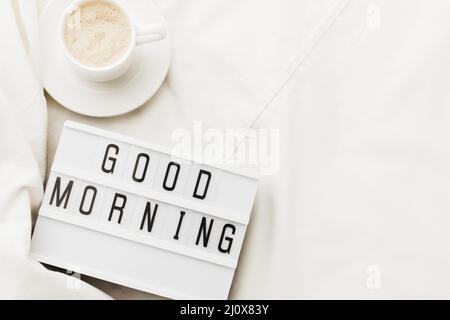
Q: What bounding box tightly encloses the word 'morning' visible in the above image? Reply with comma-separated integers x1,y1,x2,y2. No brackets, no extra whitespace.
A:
102,144,212,200
49,176,237,255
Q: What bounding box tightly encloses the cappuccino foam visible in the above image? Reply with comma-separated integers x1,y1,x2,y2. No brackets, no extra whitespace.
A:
64,1,132,68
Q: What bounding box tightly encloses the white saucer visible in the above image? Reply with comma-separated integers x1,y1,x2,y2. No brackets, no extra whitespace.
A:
40,0,171,117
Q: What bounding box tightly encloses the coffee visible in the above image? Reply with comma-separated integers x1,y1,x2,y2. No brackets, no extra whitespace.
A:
64,1,131,68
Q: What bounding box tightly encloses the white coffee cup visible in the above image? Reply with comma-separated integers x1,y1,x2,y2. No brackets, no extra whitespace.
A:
60,0,167,82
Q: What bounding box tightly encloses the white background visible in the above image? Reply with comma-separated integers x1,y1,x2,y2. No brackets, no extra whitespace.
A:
3,0,450,299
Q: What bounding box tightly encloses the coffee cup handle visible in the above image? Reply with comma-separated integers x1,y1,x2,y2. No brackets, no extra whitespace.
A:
136,24,167,45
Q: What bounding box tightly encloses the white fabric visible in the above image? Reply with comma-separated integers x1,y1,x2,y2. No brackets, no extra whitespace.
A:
0,0,109,299
3,0,450,299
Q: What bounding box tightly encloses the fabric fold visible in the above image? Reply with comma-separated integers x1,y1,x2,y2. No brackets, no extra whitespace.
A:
0,0,109,299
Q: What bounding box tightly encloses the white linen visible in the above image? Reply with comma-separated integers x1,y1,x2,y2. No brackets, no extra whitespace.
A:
0,0,109,299
3,0,450,299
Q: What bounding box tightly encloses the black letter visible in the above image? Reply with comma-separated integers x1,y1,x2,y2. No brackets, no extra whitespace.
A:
195,217,214,247
108,193,127,224
163,162,180,191
79,185,97,215
49,177,73,209
193,170,211,200
132,153,150,183
140,202,158,232
218,224,236,254
101,144,119,174
173,211,185,240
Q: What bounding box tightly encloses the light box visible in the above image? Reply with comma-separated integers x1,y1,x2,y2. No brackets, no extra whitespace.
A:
30,121,258,299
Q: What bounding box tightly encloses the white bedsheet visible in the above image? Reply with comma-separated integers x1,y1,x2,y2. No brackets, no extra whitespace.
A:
3,0,450,299
0,0,109,299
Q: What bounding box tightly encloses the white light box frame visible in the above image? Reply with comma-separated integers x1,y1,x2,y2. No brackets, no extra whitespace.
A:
30,121,258,299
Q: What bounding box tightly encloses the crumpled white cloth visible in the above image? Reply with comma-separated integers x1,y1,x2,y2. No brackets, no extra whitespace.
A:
5,0,450,300
0,0,109,299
